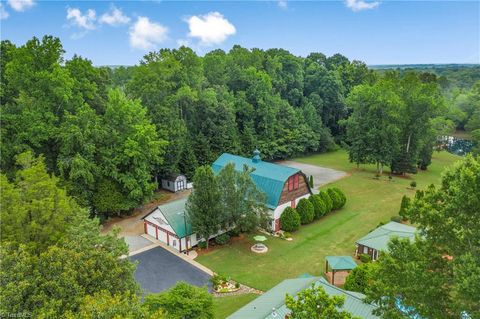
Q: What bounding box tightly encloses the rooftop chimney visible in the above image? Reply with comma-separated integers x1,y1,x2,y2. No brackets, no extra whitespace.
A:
252,149,261,163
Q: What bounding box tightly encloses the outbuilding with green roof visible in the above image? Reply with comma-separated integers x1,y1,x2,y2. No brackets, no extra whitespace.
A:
142,198,199,253
355,221,417,261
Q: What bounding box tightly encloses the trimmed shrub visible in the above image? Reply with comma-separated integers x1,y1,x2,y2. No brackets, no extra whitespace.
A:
215,233,230,245
327,188,342,210
332,187,346,209
410,181,417,189
318,190,333,213
197,241,207,249
296,198,315,224
309,175,314,188
359,253,372,263
398,195,411,221
309,194,327,219
280,207,301,232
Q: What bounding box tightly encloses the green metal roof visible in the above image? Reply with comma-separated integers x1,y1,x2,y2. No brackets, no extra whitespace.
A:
212,153,301,209
356,221,417,252
226,277,319,319
156,198,192,238
227,277,380,319
326,256,358,271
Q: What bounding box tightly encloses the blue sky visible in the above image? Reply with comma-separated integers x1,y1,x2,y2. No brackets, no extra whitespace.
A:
1,0,479,66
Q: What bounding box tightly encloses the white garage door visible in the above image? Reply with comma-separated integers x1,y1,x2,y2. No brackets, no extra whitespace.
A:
158,228,167,243
146,223,156,239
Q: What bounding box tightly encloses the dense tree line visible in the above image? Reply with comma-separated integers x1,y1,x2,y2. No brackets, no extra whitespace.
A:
1,35,375,218
2,35,475,219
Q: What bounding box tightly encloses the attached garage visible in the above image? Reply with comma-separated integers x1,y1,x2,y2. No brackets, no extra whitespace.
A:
143,198,199,253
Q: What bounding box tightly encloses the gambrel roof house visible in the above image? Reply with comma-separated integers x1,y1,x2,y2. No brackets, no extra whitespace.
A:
212,150,312,231
355,221,417,261
227,276,380,319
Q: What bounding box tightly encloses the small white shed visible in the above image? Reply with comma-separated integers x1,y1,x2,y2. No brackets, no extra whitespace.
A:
161,173,187,192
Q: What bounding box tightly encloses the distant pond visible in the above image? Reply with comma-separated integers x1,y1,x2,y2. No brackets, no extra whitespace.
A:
439,136,474,156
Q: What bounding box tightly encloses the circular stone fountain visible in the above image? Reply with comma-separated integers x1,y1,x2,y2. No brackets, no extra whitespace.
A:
251,243,268,253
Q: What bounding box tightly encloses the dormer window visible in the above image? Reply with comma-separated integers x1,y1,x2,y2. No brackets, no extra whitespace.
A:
288,174,299,191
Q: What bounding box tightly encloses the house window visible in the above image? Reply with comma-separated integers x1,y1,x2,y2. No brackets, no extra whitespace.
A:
288,175,299,191
363,246,368,254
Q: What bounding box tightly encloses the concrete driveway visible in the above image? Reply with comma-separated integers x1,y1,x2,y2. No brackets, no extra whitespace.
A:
278,161,347,193
130,246,211,294
124,235,154,252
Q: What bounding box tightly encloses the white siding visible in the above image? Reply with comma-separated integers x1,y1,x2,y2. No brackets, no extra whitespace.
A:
146,223,156,238
145,209,176,234
271,193,311,230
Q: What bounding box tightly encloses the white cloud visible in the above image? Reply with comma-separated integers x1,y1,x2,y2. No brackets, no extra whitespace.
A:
0,4,9,19
186,12,236,46
129,16,168,50
277,0,288,9
7,0,35,12
99,6,130,26
345,0,380,12
66,8,96,30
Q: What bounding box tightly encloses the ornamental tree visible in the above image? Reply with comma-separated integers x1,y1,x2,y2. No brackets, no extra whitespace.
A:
327,188,342,210
309,194,327,219
296,198,315,224
280,207,301,232
318,190,333,213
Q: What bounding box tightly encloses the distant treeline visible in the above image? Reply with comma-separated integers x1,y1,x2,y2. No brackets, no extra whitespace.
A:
372,64,480,90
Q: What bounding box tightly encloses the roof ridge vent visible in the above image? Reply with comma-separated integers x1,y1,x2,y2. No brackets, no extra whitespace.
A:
252,149,261,163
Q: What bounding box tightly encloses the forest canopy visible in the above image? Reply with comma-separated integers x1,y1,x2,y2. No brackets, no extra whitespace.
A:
1,35,478,218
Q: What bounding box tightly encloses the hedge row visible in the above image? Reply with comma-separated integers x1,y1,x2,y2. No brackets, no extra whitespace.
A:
280,188,347,232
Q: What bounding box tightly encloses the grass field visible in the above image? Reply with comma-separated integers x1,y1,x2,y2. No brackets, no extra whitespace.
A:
199,150,460,314
213,294,258,319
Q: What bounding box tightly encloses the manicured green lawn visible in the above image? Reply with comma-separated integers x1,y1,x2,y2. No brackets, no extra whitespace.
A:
213,294,258,319
198,150,460,295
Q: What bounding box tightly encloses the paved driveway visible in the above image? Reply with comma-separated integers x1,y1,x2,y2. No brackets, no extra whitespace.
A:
278,161,347,193
130,246,211,294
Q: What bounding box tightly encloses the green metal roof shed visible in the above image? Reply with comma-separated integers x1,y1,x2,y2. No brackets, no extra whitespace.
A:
356,221,417,252
211,152,301,209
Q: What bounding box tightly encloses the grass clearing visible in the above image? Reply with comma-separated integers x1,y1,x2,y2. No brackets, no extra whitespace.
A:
213,294,258,319
198,149,460,293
